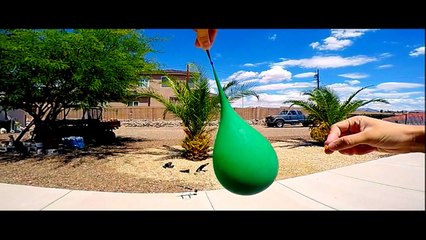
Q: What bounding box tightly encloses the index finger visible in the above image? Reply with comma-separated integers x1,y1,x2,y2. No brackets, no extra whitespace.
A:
325,117,365,150
324,118,358,151
324,124,344,145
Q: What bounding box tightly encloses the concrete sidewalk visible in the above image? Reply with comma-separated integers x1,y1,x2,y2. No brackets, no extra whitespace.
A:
0,152,424,210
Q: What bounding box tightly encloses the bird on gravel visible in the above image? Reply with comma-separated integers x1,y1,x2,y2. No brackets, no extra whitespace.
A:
195,163,209,173
162,162,174,169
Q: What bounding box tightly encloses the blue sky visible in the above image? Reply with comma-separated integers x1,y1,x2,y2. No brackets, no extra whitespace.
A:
143,29,425,111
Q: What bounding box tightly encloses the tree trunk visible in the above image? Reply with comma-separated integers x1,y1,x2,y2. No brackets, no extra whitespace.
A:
15,119,35,142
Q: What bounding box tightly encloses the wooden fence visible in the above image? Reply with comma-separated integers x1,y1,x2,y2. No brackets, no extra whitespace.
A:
25,106,404,124
60,107,295,121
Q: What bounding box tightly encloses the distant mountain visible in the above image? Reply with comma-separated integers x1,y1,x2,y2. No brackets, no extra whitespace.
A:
357,108,380,112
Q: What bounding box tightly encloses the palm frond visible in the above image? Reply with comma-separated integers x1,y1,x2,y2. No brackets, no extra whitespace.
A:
341,85,373,109
223,79,260,102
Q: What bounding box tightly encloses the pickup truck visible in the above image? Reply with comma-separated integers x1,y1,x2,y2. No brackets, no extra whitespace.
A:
265,110,311,127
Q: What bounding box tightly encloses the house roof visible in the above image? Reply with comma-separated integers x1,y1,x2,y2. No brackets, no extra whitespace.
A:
382,112,425,125
163,69,187,76
142,69,188,76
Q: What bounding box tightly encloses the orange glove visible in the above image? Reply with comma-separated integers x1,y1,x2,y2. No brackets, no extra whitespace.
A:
194,29,218,50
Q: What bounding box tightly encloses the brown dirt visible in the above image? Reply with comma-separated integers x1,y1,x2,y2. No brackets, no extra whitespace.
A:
0,125,393,193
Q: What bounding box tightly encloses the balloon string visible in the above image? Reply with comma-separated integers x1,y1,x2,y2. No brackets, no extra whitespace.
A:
206,50,227,104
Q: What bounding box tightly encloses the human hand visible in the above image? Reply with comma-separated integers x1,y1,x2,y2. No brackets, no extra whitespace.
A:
324,116,425,155
194,29,218,50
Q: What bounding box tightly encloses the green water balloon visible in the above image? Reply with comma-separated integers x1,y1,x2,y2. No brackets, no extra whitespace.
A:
207,50,279,195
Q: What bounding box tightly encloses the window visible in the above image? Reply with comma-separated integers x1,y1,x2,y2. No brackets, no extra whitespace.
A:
290,110,297,115
139,97,150,106
161,76,170,87
169,97,178,103
127,101,139,106
139,97,150,104
140,77,149,88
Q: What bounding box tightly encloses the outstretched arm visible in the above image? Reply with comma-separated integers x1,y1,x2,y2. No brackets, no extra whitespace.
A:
324,116,425,155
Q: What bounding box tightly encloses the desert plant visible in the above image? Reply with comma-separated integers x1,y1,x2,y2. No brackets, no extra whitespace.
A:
139,70,216,160
284,86,389,144
139,65,259,161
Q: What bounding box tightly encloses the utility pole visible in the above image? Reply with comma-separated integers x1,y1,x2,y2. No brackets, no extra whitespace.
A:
314,69,320,89
186,63,189,83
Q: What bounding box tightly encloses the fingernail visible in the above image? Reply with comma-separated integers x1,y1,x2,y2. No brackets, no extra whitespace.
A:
324,144,333,154
327,142,336,150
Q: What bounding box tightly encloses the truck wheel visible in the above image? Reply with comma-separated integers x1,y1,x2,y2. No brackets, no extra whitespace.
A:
266,123,275,127
104,131,116,143
96,131,116,144
302,122,309,127
275,120,284,128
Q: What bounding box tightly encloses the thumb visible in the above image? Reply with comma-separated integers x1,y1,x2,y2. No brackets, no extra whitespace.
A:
195,29,210,50
327,132,367,151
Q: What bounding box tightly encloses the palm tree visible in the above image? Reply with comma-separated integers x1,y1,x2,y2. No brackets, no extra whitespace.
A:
139,66,259,161
222,79,259,102
283,86,389,143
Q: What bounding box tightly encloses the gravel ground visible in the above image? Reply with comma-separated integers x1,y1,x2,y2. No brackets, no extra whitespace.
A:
0,124,393,193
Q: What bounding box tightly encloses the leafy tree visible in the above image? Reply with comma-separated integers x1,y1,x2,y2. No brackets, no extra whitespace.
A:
139,66,260,161
0,29,158,144
283,86,389,143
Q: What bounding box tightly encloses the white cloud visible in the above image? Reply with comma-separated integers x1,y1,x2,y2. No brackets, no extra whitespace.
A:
226,70,259,81
231,91,310,108
368,91,423,99
310,37,352,51
365,96,425,112
339,73,369,79
327,83,369,97
309,42,319,49
331,29,378,39
228,81,425,111
383,41,399,45
258,66,292,83
214,53,222,59
293,72,316,78
345,80,360,85
273,55,377,69
310,29,377,51
409,46,425,57
252,82,315,91
379,52,393,58
242,62,269,67
209,79,218,94
376,82,425,91
311,82,423,111
377,64,393,69
268,34,277,41
243,63,255,67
